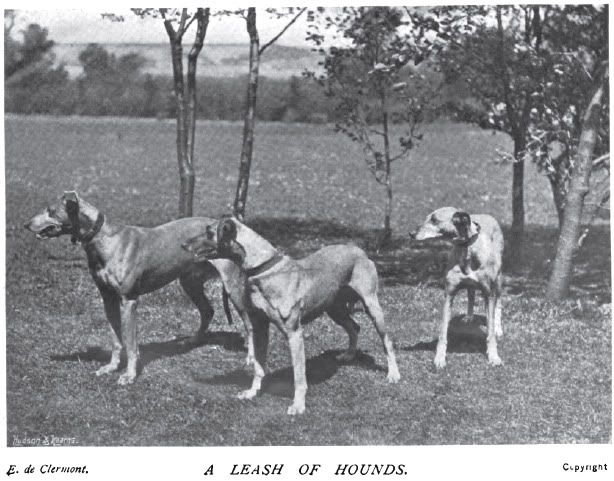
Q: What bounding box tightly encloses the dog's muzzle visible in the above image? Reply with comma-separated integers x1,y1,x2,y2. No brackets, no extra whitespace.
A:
182,236,218,260
25,222,63,240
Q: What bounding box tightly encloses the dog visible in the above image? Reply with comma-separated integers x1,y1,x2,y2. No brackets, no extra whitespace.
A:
411,207,504,368
24,191,235,385
183,216,401,415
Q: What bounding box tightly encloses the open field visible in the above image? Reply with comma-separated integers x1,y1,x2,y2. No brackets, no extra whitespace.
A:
5,115,611,445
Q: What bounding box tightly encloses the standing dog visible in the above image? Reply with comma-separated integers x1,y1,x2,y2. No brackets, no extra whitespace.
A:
412,207,504,368
24,191,233,384
183,216,401,415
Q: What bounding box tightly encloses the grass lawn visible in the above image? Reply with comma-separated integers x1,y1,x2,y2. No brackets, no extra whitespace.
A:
4,115,611,445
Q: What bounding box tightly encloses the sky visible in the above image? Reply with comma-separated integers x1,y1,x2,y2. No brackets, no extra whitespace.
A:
13,9,313,46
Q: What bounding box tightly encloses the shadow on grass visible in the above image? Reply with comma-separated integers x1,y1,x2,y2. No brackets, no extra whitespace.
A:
402,314,487,355
50,330,246,369
195,349,385,398
248,216,611,302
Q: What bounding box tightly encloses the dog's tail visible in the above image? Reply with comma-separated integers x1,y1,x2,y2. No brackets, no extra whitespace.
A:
222,288,233,325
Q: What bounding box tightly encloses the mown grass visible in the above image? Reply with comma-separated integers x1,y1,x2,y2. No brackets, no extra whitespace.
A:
5,115,611,445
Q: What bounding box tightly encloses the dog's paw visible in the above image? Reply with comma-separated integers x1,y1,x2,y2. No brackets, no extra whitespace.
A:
336,350,357,363
433,356,447,369
237,389,257,400
287,403,305,416
95,364,118,377
387,370,401,384
488,355,503,367
117,373,136,385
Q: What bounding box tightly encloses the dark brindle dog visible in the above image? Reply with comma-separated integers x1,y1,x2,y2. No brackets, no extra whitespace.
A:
24,191,234,384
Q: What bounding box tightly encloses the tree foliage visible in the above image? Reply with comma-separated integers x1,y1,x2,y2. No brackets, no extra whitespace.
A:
308,7,441,241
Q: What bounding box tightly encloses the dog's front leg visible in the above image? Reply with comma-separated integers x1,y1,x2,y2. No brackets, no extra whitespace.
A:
486,293,502,366
238,316,268,399
287,328,307,415
435,289,455,369
118,297,139,385
465,288,475,321
240,310,255,366
96,290,122,377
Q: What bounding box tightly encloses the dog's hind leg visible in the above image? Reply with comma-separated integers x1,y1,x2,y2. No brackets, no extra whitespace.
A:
96,289,123,377
238,316,269,400
180,274,214,343
350,260,400,383
327,302,360,362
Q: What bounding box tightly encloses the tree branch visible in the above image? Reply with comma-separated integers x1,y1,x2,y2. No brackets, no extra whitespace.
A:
259,7,307,55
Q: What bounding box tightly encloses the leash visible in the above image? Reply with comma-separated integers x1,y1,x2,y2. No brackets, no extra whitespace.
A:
246,253,284,278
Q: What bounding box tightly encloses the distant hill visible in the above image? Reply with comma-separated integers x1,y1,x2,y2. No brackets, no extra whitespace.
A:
53,43,322,79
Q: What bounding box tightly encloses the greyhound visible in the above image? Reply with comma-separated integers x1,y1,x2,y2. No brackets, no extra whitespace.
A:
411,207,504,368
183,216,401,415
24,191,235,385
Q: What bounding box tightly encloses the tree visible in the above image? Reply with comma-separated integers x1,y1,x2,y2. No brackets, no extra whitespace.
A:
546,64,608,300
5,13,56,82
521,5,609,229
308,7,438,243
76,44,148,116
431,5,549,261
114,9,210,217
4,12,72,114
226,7,307,220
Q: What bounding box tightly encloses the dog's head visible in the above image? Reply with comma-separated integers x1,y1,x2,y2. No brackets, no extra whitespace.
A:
24,191,81,240
411,207,480,243
182,215,246,263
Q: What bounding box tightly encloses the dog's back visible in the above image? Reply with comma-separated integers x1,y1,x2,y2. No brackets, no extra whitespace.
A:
249,244,373,323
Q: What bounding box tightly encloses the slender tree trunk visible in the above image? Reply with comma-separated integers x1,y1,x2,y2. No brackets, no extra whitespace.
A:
509,136,525,261
546,67,607,300
169,41,191,217
184,8,209,217
382,90,392,243
548,175,566,230
496,6,525,264
233,7,259,221
163,11,192,218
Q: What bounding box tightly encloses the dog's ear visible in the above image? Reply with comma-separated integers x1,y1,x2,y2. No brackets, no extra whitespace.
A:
205,223,215,241
63,191,79,208
469,221,480,238
452,211,471,240
217,218,237,251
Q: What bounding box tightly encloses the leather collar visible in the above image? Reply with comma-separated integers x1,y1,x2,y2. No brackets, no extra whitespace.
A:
246,253,284,278
451,233,479,247
73,213,105,244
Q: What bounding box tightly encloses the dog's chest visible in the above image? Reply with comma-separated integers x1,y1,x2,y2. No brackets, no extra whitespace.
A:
247,272,303,322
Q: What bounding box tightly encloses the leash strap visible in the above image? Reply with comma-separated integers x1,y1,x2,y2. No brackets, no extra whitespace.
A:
246,253,284,278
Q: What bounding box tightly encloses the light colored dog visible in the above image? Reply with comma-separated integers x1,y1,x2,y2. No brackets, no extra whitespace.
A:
24,191,234,384
412,207,504,368
183,216,401,415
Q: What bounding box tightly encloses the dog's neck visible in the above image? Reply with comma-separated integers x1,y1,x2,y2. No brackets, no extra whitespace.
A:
235,223,280,270
452,235,478,274
72,199,108,245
